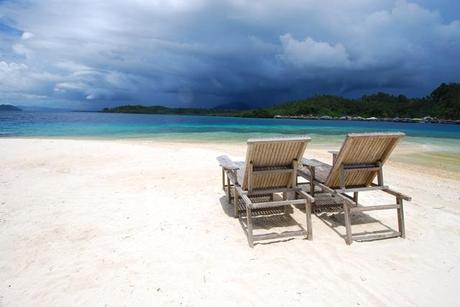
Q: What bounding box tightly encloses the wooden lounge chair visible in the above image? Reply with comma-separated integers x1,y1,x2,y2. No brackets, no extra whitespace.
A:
298,132,411,244
217,136,313,247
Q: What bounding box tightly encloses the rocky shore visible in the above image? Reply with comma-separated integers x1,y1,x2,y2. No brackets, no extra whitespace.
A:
274,115,460,125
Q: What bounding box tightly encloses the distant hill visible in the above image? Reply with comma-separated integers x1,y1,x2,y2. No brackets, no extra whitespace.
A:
430,83,460,119
0,104,22,111
239,83,460,119
102,83,460,120
101,105,235,116
213,102,251,110
17,105,73,112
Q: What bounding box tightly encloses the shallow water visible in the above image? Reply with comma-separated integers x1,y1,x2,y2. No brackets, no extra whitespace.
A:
1,111,459,138
1,111,459,172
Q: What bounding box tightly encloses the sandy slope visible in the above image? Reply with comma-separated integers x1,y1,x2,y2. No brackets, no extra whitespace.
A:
1,138,459,306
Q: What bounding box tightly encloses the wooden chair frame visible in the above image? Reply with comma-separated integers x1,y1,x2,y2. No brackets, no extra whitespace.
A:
217,137,313,247
299,132,411,245
304,162,410,244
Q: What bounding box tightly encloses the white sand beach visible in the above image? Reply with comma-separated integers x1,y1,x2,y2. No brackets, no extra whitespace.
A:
1,138,460,306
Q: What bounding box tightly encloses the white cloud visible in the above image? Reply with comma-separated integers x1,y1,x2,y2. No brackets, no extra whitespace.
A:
21,31,34,40
12,43,32,57
278,34,350,69
0,61,30,90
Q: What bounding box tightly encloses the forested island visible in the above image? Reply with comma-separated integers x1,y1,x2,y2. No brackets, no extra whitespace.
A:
102,83,460,122
0,104,22,111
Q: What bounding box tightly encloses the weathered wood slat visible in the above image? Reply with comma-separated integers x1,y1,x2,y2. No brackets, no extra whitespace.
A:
312,181,357,206
243,137,311,191
299,159,331,183
247,135,311,144
335,185,389,193
330,150,339,165
241,194,252,206
221,168,225,189
353,232,402,242
346,132,405,138
350,204,400,212
247,187,301,195
296,190,315,204
343,165,380,172
301,158,327,168
227,171,238,185
253,230,308,241
305,202,313,240
397,197,406,238
343,202,353,245
250,199,306,209
380,186,412,201
325,132,404,188
247,161,253,192
252,168,294,175
290,160,298,188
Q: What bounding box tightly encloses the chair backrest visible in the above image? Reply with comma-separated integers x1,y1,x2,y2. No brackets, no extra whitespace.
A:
325,132,405,188
242,136,311,191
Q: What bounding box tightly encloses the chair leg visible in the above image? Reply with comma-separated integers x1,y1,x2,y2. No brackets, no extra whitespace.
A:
247,206,254,248
305,201,312,240
233,187,239,218
226,173,231,204
221,168,225,189
343,202,353,245
282,192,289,214
353,192,358,203
397,197,406,238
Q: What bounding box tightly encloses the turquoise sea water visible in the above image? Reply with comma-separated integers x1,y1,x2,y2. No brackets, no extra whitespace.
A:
1,111,459,144
2,111,460,172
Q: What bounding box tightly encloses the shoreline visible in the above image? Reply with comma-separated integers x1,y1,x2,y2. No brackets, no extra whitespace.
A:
2,137,459,179
99,110,460,125
273,115,460,125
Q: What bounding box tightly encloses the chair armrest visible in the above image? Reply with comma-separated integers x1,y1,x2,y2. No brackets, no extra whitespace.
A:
216,155,240,170
382,187,412,201
301,158,325,168
370,184,411,201
299,159,319,182
328,150,339,164
296,190,315,204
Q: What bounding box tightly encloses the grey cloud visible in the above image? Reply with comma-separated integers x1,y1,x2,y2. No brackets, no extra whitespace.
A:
0,0,459,109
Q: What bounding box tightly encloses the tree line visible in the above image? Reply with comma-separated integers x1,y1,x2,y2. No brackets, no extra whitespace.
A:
102,83,460,120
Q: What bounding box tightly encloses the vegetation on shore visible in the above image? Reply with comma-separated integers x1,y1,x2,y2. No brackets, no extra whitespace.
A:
0,104,22,111
101,105,236,116
102,83,460,120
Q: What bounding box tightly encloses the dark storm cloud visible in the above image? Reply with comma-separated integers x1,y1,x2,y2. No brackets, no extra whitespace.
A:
0,0,459,109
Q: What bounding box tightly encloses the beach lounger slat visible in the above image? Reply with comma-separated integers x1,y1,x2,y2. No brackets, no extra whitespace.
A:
325,133,404,188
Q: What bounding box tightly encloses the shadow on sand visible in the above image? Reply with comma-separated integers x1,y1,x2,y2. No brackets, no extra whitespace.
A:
219,196,308,246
